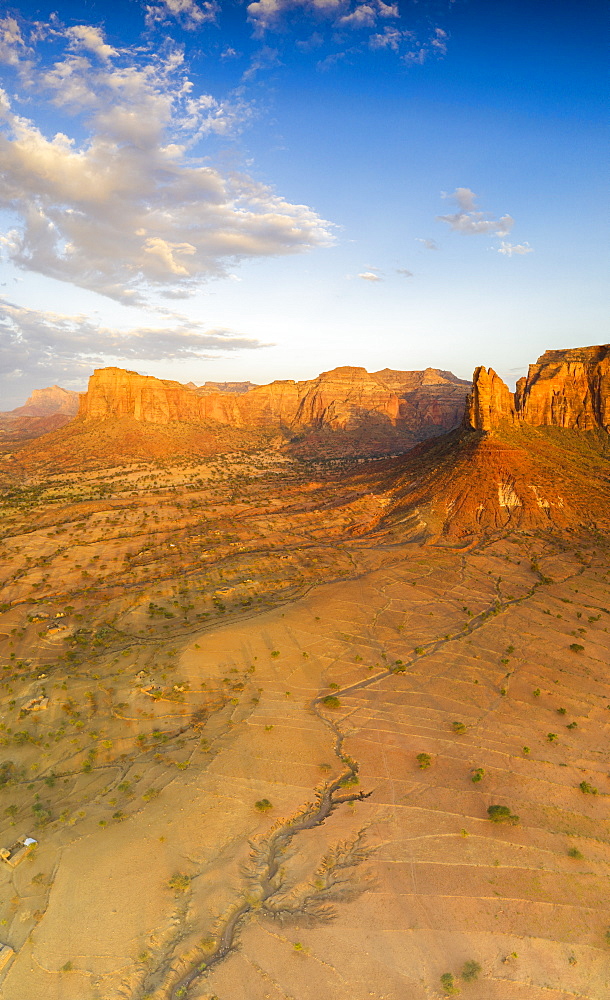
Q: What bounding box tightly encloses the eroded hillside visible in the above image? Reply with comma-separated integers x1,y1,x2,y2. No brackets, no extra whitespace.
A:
0,443,609,1000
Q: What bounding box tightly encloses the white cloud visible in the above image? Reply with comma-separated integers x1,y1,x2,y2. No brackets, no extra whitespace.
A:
0,297,268,395
369,26,410,51
358,271,382,281
0,16,28,66
415,237,438,250
338,5,378,29
66,25,118,60
437,189,514,237
145,0,220,30
438,211,514,237
443,186,477,211
396,267,413,277
0,31,333,303
498,241,534,256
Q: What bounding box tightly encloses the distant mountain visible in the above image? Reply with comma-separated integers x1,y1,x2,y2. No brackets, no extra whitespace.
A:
8,385,80,418
0,385,80,445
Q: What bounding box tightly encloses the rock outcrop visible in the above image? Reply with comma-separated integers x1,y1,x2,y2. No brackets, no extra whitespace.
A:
466,344,610,433
76,364,471,454
466,367,517,431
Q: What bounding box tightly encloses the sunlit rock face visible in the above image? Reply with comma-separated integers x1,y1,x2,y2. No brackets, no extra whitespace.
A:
466,344,610,432
519,345,610,430
77,364,471,439
466,367,517,432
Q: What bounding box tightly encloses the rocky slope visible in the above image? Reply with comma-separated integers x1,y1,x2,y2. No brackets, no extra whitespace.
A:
0,386,80,446
467,344,610,432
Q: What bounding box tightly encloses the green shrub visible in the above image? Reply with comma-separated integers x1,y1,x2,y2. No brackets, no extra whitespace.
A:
440,972,460,994
579,781,597,794
471,768,485,783
569,643,584,653
461,960,481,981
168,873,191,894
254,798,273,812
567,847,583,859
452,721,466,734
416,753,432,769
322,695,340,709
487,804,519,825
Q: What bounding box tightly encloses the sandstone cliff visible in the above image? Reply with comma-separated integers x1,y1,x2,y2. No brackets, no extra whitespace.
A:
466,344,610,433
76,364,470,455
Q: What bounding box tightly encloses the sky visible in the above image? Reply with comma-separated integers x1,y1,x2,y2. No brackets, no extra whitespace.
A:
0,0,608,407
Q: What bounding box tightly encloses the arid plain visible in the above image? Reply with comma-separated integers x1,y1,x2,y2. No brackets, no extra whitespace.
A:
1,350,610,1000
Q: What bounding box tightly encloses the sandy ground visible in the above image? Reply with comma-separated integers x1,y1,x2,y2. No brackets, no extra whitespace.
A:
0,461,609,999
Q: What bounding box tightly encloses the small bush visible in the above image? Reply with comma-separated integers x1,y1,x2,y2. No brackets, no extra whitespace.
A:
322,695,340,709
569,643,584,653
416,753,432,769
440,972,460,994
567,847,583,859
471,768,485,783
255,798,273,812
452,721,466,734
461,960,482,982
487,804,519,825
579,781,597,795
168,873,191,893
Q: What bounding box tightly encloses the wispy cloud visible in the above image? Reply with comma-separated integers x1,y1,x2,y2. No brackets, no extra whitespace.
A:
396,267,413,277
437,188,514,237
358,270,382,281
244,0,451,66
498,240,534,256
145,0,220,31
415,237,438,250
0,297,268,392
0,23,333,304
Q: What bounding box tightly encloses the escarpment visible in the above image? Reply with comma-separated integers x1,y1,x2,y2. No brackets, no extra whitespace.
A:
467,344,610,432
76,364,471,450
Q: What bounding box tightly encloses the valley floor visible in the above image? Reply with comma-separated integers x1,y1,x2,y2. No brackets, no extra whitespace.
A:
0,455,609,999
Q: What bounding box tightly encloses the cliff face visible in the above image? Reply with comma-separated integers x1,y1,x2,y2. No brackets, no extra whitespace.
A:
466,367,517,432
467,345,610,432
77,364,470,449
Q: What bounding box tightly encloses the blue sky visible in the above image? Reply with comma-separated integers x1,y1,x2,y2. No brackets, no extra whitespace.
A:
0,0,608,406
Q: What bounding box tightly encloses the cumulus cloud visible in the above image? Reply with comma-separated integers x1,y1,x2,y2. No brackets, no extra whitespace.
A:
0,27,333,303
358,270,382,281
145,0,220,30
0,297,268,397
437,188,514,237
498,240,534,256
66,25,118,60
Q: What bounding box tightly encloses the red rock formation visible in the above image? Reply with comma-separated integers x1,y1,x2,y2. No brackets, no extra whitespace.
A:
519,345,610,430
77,364,471,450
466,367,517,431
466,345,610,433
